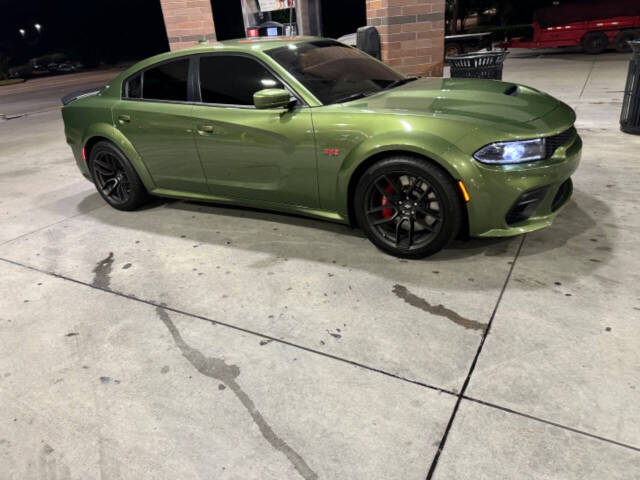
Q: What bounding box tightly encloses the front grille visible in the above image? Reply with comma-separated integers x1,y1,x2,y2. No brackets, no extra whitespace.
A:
506,186,549,226
544,127,576,158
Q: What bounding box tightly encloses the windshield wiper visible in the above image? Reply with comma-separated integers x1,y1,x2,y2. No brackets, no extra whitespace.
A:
383,76,419,90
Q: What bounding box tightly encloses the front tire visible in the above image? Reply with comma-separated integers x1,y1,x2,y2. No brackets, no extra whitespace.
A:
582,32,608,54
354,156,463,259
89,141,149,211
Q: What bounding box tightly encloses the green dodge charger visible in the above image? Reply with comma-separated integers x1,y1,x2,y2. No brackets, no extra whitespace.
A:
62,37,581,258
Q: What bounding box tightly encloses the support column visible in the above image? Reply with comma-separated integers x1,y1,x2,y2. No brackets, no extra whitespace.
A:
295,0,323,36
159,0,217,51
366,0,445,77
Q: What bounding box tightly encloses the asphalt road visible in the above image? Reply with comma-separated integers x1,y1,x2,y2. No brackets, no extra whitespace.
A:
0,68,124,118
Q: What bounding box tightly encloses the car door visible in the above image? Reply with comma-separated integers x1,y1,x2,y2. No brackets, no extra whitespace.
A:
112,57,208,194
191,53,318,207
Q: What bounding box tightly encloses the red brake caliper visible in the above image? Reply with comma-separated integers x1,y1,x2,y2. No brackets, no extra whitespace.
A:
381,185,395,219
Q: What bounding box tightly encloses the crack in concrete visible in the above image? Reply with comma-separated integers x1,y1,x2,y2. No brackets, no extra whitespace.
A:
392,284,486,331
92,252,114,289
156,307,318,480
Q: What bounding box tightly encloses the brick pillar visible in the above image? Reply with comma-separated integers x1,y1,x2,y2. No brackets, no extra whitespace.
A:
159,0,217,51
366,0,445,77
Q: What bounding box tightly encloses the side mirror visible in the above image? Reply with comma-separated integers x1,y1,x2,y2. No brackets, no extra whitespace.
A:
253,88,293,109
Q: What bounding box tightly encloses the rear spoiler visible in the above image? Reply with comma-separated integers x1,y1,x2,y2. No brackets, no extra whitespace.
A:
61,86,104,106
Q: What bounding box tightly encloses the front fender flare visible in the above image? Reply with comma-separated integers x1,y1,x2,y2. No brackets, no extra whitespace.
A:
334,131,475,217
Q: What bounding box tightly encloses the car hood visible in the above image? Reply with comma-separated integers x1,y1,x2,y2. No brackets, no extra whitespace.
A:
349,78,560,126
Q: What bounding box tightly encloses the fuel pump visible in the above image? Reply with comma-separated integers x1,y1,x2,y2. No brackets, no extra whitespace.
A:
240,0,321,38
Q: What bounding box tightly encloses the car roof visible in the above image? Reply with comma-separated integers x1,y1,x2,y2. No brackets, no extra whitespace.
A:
169,36,324,57
215,36,322,50
108,36,329,99
119,36,323,72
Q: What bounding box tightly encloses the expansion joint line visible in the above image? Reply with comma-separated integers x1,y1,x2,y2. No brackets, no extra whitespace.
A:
425,234,526,479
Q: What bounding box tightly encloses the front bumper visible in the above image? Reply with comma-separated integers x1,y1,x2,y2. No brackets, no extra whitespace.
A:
465,131,582,237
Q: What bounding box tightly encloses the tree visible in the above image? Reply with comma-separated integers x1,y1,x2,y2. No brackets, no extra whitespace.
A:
0,52,10,80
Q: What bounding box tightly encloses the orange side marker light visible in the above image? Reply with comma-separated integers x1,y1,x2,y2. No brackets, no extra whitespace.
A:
458,181,470,202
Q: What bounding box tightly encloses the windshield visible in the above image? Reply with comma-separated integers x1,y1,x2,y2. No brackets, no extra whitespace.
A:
266,40,406,105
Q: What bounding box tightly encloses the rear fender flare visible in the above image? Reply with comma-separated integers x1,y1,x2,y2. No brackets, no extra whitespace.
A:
83,123,156,191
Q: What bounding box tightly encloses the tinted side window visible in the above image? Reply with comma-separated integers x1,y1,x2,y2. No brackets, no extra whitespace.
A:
126,73,142,99
143,59,189,101
199,55,283,105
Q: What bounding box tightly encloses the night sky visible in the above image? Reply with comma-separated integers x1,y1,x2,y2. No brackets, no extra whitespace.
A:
0,0,368,69
0,0,169,67
0,0,568,70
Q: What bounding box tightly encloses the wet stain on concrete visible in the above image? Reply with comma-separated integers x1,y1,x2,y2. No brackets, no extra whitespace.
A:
392,284,486,331
92,252,114,289
99,376,120,385
160,365,170,374
156,307,317,480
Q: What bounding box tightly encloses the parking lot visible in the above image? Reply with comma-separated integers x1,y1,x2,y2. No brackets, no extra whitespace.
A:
1,49,639,479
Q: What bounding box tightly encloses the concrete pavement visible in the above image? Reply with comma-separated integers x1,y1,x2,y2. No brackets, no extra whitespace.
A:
1,52,639,479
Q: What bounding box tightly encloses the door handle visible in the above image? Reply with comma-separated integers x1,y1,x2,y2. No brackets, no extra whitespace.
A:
197,124,214,134
117,114,131,124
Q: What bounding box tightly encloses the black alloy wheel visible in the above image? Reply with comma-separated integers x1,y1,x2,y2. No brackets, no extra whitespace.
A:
93,151,131,204
582,32,609,54
355,156,462,258
89,141,148,211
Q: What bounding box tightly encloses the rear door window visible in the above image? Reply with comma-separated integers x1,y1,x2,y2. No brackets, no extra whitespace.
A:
142,59,190,102
199,55,283,106
125,73,142,99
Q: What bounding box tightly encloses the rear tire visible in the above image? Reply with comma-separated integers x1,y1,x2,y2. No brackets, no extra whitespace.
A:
89,141,149,211
354,156,463,259
615,30,640,52
582,31,609,54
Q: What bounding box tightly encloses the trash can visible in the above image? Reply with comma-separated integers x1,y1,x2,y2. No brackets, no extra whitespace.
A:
447,51,509,80
620,40,640,135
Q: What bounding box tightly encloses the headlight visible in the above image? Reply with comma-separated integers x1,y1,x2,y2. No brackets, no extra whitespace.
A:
473,138,546,164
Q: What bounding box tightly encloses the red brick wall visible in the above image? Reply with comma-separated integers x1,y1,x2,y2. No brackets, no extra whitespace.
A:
366,0,445,77
159,0,217,51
